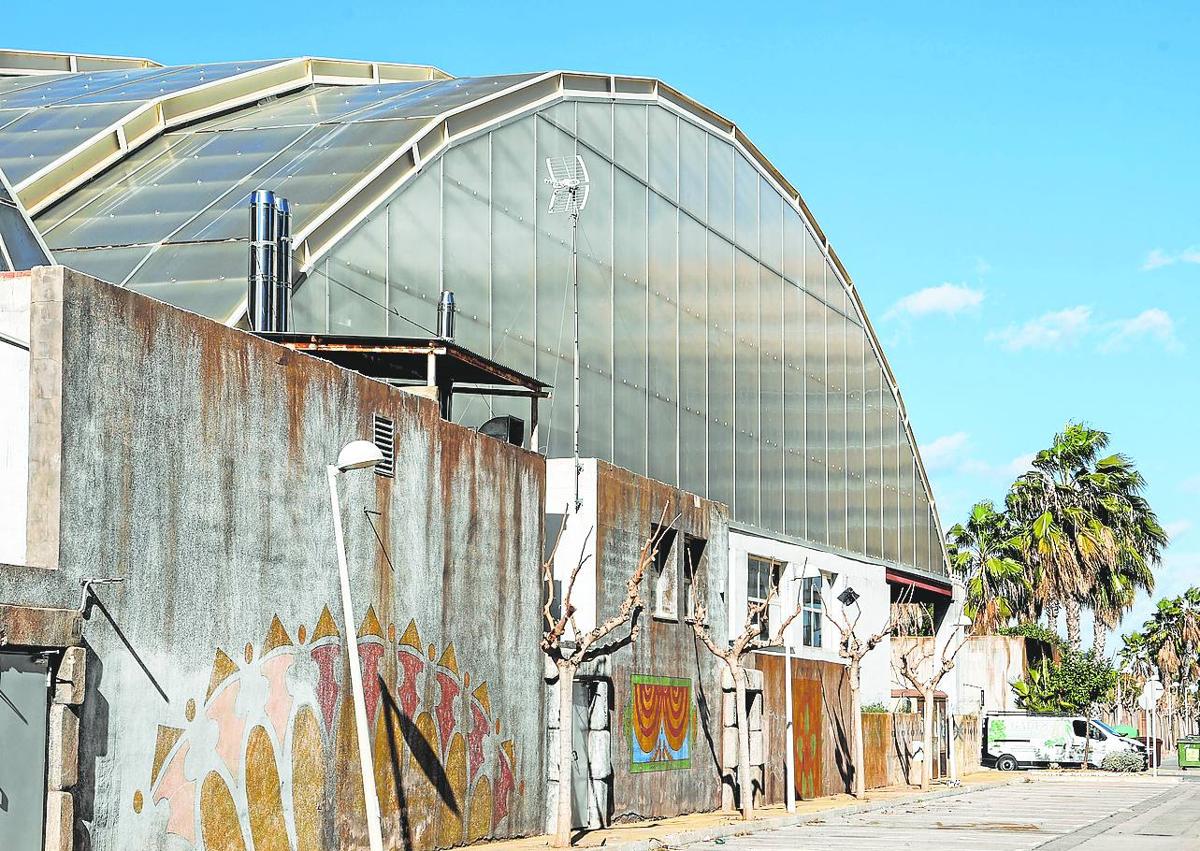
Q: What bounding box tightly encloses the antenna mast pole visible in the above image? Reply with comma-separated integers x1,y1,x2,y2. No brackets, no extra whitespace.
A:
544,155,590,513
570,207,581,512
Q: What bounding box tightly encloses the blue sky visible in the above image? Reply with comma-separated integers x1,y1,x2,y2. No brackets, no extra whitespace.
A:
10,1,1198,644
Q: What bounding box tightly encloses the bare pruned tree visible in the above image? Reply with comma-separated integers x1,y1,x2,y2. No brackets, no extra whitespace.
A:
823,585,914,798
893,616,970,791
692,569,804,820
540,505,670,847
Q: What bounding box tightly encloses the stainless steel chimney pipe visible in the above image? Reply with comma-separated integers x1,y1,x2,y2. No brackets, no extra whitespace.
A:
272,196,292,333
248,189,277,332
437,290,456,340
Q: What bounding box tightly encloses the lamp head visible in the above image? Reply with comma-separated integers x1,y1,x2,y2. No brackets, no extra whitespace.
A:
336,440,384,472
956,614,974,630
837,587,860,607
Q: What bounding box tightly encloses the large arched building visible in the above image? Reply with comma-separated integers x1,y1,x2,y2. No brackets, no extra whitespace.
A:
0,50,948,583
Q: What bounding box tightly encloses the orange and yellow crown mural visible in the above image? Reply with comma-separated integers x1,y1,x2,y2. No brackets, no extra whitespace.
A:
134,607,519,850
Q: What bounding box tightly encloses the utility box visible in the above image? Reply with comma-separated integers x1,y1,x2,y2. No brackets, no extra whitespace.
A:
1177,737,1200,769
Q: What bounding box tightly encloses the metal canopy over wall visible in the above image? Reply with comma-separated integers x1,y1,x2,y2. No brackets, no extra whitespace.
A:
5,49,951,579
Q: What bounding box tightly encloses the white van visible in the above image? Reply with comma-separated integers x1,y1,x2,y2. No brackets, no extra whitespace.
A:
984,713,1146,771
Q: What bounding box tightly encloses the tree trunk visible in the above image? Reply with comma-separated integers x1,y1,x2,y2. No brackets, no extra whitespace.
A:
733,665,753,820
1064,598,1081,649
849,659,865,798
921,686,934,791
552,661,577,848
1092,616,1107,658
1045,598,1060,632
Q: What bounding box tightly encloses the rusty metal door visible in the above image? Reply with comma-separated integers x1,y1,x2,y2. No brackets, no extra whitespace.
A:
0,651,50,851
792,677,822,800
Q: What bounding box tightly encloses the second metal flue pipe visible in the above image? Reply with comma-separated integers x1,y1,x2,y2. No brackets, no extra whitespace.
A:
248,189,292,333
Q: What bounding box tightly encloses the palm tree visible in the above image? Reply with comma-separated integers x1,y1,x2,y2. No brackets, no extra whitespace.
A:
946,501,1030,634
1082,453,1165,656
1007,423,1163,651
1007,424,1110,647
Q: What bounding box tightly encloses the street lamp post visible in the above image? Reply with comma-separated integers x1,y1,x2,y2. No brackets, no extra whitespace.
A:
947,613,972,786
327,440,386,851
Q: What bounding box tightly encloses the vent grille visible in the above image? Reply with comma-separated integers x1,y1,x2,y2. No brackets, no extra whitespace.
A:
372,414,395,478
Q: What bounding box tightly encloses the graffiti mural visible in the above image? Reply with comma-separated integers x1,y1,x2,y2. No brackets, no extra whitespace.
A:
628,675,693,772
133,607,519,850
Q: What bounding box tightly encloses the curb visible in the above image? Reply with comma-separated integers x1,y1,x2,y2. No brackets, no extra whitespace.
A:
591,781,1015,850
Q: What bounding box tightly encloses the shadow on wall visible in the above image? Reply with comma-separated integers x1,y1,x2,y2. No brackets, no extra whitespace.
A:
74,638,109,851
129,608,520,851
823,667,853,795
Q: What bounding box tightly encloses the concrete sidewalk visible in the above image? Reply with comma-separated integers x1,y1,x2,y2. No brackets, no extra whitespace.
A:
479,771,1009,851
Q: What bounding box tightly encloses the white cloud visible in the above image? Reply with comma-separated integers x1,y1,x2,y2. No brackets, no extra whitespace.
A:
1182,476,1200,495
886,283,983,320
988,306,1093,351
1142,246,1200,270
1100,308,1180,352
921,432,970,471
1006,453,1035,475
1165,520,1193,541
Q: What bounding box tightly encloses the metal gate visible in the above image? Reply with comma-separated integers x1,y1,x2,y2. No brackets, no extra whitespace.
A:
0,651,51,851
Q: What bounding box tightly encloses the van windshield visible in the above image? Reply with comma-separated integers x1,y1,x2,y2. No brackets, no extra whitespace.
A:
1092,720,1122,737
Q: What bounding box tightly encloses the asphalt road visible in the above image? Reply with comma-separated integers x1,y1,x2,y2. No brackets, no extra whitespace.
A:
686,777,1200,850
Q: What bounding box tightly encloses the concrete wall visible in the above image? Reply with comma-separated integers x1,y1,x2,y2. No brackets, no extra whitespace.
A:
0,267,546,851
955,635,1036,714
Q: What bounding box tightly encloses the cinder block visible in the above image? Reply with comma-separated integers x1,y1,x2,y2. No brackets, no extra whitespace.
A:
546,681,560,729
744,668,763,691
44,790,72,851
721,667,735,691
588,681,609,731
748,730,764,767
721,727,739,768
47,703,79,791
722,689,736,723
544,780,559,833
547,729,562,775
587,731,612,779
748,691,763,732
54,646,86,706
587,778,609,829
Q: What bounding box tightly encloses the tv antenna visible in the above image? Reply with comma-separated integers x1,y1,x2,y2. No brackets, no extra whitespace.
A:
545,154,590,511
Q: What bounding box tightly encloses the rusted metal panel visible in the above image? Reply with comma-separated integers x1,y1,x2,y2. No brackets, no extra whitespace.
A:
862,712,891,789
753,654,852,802
591,461,729,822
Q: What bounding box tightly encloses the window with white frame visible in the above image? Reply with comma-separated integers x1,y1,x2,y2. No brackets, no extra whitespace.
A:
747,555,783,638
801,574,823,648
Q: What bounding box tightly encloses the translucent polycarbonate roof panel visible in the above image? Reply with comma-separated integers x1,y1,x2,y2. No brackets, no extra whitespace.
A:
0,102,134,184
345,74,542,120
190,81,441,130
0,61,279,110
42,125,313,249
0,167,50,271
175,117,434,241
52,245,150,285
123,240,248,318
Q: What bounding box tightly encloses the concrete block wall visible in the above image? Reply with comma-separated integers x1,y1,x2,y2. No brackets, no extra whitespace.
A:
720,667,765,811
